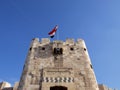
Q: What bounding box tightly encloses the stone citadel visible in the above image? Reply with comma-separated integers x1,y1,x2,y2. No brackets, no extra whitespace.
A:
0,38,112,90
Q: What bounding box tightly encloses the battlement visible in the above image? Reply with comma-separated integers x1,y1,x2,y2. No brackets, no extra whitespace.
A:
29,38,89,59
27,38,91,65
30,38,86,48
32,38,84,43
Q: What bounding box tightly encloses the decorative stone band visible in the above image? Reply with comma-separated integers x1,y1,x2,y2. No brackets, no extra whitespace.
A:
43,77,74,83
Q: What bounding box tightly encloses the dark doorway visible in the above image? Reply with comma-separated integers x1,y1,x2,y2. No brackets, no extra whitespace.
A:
50,86,67,90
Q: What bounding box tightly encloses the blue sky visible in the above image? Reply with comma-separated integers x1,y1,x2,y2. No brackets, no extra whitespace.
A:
0,0,120,89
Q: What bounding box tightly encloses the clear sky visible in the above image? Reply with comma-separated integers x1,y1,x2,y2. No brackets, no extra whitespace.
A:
0,0,120,89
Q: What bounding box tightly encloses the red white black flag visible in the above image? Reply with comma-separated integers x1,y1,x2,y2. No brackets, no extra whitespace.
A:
48,25,58,38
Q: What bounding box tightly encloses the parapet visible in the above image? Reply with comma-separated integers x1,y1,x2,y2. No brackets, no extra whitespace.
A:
41,38,50,44
30,38,87,50
32,38,39,42
77,38,84,43
65,38,75,45
32,38,85,44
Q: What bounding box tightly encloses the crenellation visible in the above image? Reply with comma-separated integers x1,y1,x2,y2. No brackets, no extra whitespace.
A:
66,38,75,45
30,38,39,48
41,38,50,44
53,40,63,43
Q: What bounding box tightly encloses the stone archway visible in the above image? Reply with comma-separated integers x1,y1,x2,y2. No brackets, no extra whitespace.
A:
50,86,67,90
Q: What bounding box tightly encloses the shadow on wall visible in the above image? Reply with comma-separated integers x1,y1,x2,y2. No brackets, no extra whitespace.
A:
32,44,53,59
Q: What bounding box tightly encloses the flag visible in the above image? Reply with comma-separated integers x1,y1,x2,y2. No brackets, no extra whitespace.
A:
48,25,58,38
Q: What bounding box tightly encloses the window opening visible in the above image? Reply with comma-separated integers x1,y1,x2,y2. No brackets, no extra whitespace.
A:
84,48,86,51
70,47,74,51
54,48,63,55
42,47,45,50
90,64,93,69
29,47,32,51
50,86,67,90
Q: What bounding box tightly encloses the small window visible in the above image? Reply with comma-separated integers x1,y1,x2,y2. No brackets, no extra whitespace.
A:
84,48,86,51
29,47,32,51
90,64,93,69
54,48,63,55
70,47,74,51
46,77,49,82
42,47,45,50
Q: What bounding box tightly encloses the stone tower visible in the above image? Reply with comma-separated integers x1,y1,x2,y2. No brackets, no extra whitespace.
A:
18,38,99,90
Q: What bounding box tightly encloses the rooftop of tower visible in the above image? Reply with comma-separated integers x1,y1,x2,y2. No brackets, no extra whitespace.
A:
32,38,85,44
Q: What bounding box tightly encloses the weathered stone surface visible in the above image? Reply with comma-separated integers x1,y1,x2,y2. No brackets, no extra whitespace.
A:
13,82,19,90
17,38,99,90
0,38,113,90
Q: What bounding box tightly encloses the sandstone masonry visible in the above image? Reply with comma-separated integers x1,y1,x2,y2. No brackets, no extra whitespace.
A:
18,38,99,90
0,38,113,90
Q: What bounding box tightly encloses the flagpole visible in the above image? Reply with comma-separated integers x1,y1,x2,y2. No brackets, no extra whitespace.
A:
57,28,59,40
56,25,59,40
